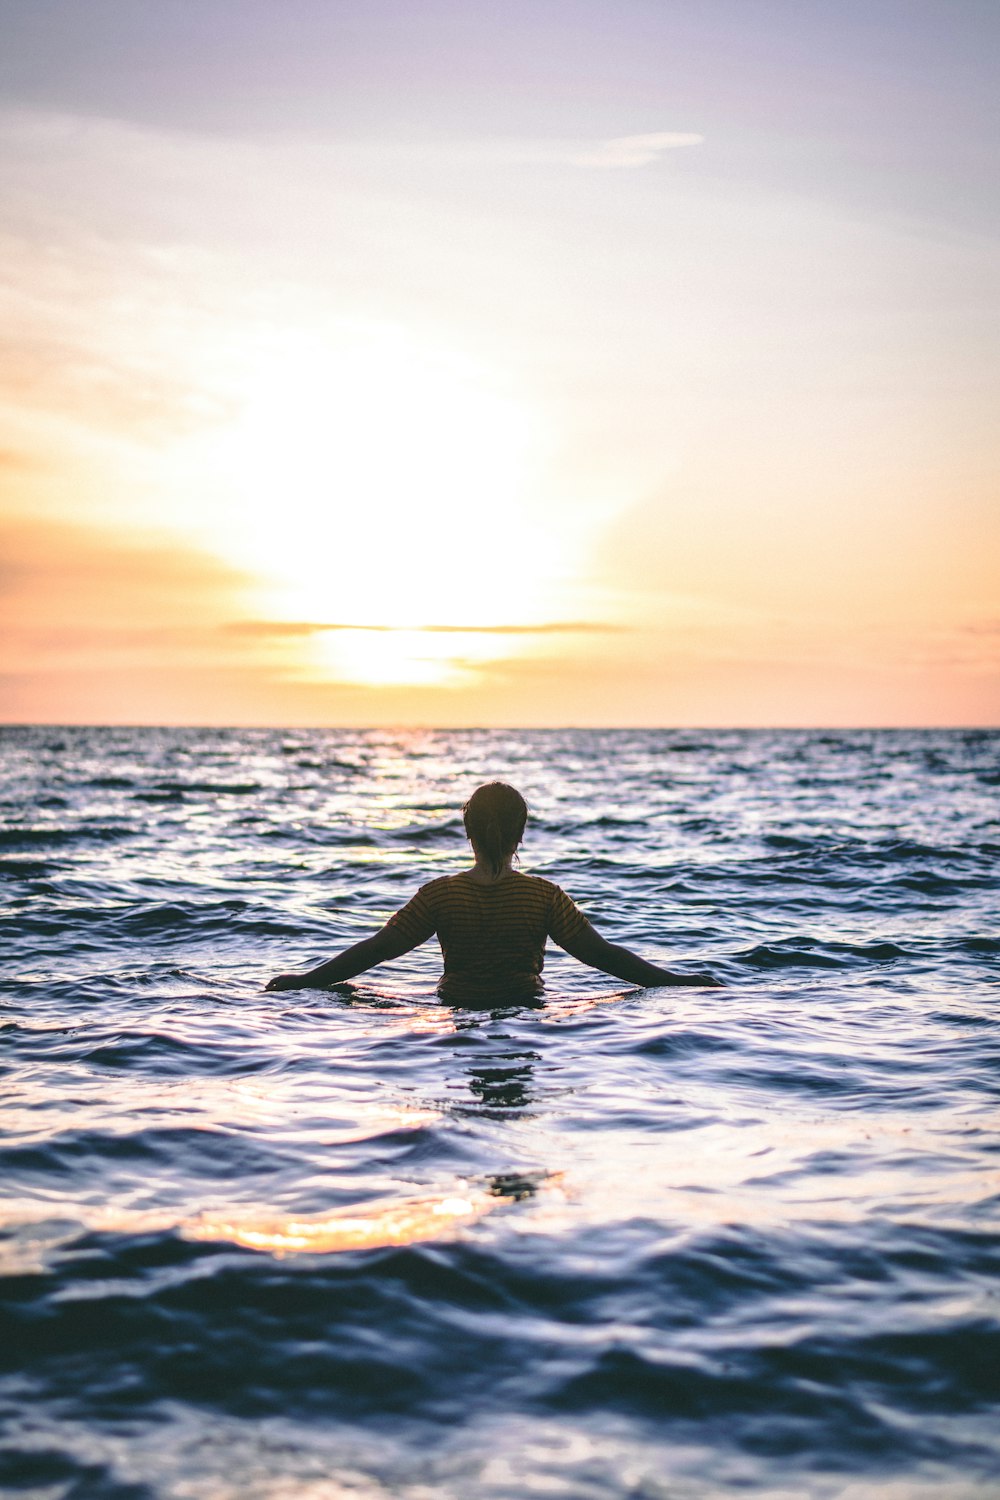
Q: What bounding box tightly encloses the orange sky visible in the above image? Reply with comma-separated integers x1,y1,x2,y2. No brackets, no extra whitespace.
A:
1,1,997,725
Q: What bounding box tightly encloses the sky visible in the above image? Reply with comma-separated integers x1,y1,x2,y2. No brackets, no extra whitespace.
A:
0,0,997,726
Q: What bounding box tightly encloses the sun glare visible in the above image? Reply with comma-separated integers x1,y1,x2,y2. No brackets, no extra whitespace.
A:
169,323,572,685
310,626,515,688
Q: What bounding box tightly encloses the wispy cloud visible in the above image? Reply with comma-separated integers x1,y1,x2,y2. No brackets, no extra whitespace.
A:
570,132,704,169
0,448,42,471
224,620,626,637
466,129,704,171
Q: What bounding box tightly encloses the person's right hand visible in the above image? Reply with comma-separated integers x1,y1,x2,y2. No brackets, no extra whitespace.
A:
265,973,302,992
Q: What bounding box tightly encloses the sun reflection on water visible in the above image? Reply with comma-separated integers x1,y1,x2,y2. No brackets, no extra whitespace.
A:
184,1190,498,1256
0,1175,563,1271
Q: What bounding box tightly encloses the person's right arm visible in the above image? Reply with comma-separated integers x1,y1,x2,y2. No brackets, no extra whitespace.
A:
559,920,720,987
267,883,437,992
265,923,417,991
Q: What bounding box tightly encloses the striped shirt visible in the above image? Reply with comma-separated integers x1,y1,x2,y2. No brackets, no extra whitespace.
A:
386,870,590,998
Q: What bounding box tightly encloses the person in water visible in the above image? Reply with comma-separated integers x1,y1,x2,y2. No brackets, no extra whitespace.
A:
266,782,718,997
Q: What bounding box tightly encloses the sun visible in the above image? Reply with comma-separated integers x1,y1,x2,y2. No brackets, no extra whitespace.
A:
168,321,575,685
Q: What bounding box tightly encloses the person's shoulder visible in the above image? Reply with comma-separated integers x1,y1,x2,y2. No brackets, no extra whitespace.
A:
416,873,472,904
524,873,587,917
514,872,568,899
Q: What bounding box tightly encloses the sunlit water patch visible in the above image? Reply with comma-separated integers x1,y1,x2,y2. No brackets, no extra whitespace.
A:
1,727,998,1498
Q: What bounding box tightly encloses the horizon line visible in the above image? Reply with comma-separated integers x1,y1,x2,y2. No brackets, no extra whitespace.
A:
1,721,994,733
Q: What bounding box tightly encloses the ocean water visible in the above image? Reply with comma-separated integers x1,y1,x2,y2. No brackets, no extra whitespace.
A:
1,725,998,1500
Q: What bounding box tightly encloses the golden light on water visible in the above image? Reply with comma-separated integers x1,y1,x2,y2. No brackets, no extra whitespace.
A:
0,1190,500,1272
184,1190,499,1256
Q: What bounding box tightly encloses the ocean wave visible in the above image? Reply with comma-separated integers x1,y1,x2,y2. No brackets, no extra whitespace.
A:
4,1217,997,1455
735,939,914,969
0,858,57,879
0,824,133,848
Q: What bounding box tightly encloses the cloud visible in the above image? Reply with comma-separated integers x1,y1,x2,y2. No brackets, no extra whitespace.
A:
571,132,704,169
472,130,704,171
0,448,42,471
0,515,252,674
0,515,248,596
224,620,626,637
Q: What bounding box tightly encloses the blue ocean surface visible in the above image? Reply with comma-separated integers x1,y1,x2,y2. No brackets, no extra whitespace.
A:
1,726,998,1499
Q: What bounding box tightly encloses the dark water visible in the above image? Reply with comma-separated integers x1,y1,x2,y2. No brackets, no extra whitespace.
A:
2,726,998,1499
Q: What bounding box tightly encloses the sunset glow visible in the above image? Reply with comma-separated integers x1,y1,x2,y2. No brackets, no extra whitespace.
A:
1,1,997,724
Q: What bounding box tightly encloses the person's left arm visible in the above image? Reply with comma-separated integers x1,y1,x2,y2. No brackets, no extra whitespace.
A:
548,884,721,987
557,919,719,986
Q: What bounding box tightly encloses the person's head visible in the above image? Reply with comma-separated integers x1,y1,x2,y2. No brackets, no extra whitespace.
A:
462,782,528,877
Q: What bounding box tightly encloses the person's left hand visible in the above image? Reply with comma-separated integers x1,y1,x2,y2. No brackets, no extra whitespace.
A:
265,973,301,992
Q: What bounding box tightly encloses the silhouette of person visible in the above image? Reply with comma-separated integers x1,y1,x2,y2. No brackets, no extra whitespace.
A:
266,782,718,997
